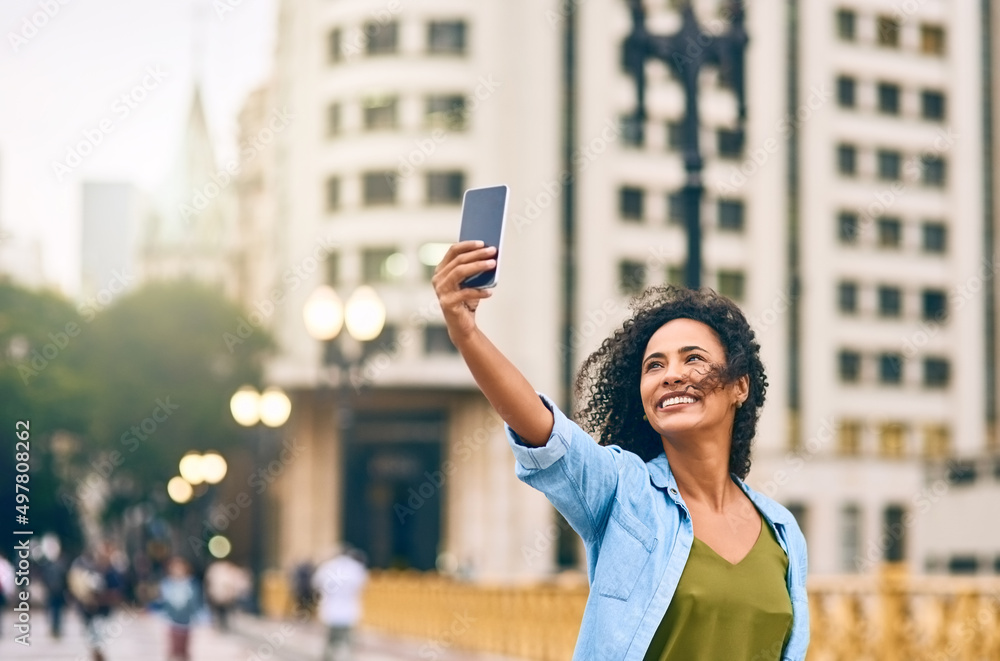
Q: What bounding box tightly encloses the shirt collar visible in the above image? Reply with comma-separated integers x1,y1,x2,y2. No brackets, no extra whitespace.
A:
646,452,793,525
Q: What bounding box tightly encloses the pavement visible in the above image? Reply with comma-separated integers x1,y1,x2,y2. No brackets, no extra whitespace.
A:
0,606,523,661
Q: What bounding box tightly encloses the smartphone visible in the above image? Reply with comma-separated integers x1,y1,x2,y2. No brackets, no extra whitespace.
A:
458,184,509,289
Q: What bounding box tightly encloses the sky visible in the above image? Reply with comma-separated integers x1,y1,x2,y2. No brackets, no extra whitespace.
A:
0,0,277,295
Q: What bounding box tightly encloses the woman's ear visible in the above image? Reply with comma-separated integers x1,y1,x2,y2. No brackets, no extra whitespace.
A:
735,374,750,406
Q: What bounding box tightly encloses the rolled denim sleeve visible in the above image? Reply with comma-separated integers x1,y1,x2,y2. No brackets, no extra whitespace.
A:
506,394,621,543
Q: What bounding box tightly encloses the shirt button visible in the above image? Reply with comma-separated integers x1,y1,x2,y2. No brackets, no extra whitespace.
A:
669,488,678,495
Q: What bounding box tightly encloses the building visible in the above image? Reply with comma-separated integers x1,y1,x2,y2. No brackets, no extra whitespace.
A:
257,0,998,579
139,86,237,298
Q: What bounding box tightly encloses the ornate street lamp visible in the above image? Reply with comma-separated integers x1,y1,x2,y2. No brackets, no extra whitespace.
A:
623,0,748,288
229,384,291,613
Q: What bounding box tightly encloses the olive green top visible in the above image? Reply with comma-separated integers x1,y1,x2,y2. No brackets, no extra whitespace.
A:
643,515,793,661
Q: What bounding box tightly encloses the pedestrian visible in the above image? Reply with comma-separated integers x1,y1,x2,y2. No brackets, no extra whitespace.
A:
40,550,70,639
311,546,368,661
68,544,125,661
432,244,810,660
0,553,14,638
291,559,315,613
203,559,249,631
158,556,202,661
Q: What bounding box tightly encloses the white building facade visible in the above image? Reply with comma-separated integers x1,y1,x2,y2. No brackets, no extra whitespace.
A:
260,0,997,579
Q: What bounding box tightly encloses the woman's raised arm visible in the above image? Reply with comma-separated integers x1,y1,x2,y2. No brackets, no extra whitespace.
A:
432,241,553,446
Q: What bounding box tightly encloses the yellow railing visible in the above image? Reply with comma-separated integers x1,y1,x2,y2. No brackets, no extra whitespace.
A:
358,570,1000,661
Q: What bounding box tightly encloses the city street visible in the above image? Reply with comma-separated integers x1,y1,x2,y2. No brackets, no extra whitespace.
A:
0,608,522,661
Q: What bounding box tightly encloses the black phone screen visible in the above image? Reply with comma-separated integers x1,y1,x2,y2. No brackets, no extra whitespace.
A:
458,185,508,288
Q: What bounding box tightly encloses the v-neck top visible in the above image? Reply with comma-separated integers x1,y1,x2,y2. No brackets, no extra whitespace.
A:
642,514,793,661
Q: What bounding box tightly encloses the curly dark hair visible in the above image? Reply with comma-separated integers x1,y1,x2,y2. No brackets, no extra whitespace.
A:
574,286,768,479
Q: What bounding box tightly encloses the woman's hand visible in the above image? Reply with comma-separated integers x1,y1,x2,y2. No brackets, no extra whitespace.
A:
431,241,497,344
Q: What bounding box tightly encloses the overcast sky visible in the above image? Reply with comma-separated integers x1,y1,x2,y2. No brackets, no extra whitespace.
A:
0,0,277,294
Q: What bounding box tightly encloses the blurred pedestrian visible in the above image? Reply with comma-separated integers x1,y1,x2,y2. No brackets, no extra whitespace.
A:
291,559,315,613
203,559,249,631
158,556,202,661
311,546,368,661
0,553,14,638
68,544,125,661
40,550,70,639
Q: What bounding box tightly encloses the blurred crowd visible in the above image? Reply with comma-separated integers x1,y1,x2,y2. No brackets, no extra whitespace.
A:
0,539,369,661
0,538,251,661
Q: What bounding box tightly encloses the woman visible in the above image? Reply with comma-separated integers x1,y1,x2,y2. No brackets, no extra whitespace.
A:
432,241,809,660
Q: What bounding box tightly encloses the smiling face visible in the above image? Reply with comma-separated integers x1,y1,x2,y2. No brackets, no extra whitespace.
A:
639,318,748,444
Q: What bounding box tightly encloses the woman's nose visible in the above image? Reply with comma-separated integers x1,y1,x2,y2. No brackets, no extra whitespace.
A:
661,361,685,385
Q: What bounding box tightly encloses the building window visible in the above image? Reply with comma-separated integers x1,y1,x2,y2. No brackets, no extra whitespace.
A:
836,75,856,108
619,260,646,295
620,187,644,221
877,286,902,317
428,20,466,55
876,16,901,48
878,353,903,385
921,90,946,121
877,149,902,181
841,504,862,572
620,113,643,148
877,82,901,115
837,144,857,176
328,28,342,63
877,217,902,248
883,505,907,561
717,129,742,158
327,103,341,137
836,9,856,41
426,95,467,130
363,96,398,131
667,193,685,225
325,176,341,212
922,222,947,253
879,424,907,459
717,270,745,301
922,156,946,187
424,325,458,355
717,199,744,232
363,172,397,206
838,212,860,243
920,24,946,56
948,556,979,575
923,424,951,458
362,248,405,283
426,171,465,205
666,121,683,151
838,281,858,314
839,350,862,383
365,21,398,55
922,289,947,322
326,252,340,286
923,357,950,388
838,421,863,456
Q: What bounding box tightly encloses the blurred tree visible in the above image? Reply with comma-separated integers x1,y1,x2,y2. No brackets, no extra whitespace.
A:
0,279,92,554
77,279,274,520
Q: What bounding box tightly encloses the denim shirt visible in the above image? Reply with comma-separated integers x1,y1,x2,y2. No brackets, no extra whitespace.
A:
506,395,810,661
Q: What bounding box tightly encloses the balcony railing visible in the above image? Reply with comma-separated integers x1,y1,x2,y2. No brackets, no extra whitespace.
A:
264,569,1000,660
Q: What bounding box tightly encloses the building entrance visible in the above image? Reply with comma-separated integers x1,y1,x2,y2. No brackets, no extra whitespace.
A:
342,413,444,570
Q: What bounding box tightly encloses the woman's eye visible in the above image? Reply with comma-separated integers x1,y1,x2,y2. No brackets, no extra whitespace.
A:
645,361,662,371
686,354,704,362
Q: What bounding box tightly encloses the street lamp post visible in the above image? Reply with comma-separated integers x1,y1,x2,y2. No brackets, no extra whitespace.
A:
303,284,386,554
229,384,291,614
623,0,748,288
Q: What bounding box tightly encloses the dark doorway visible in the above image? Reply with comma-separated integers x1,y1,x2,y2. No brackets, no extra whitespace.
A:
343,413,444,570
